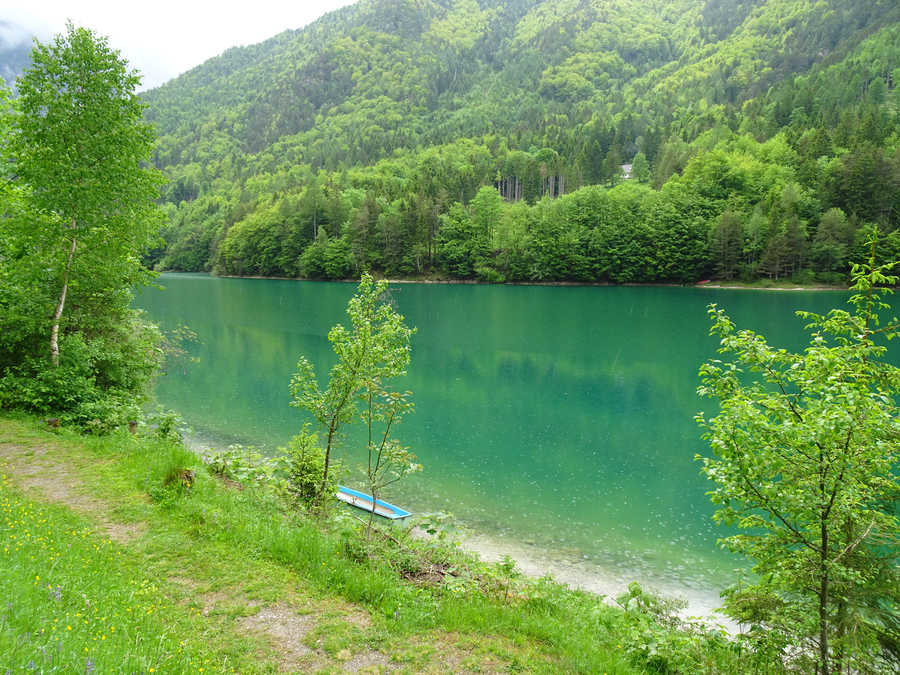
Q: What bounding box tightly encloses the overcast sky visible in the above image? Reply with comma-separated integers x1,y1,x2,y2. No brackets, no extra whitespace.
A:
5,0,359,90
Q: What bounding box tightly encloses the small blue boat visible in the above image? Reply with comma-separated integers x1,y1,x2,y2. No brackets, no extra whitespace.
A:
336,485,412,520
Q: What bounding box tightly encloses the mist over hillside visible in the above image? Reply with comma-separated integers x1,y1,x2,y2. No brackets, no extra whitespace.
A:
0,21,33,88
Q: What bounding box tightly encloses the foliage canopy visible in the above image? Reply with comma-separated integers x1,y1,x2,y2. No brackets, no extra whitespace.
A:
0,24,165,429
142,1,900,285
697,245,899,672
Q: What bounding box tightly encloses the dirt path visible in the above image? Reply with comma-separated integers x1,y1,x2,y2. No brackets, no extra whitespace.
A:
0,442,147,544
0,439,389,672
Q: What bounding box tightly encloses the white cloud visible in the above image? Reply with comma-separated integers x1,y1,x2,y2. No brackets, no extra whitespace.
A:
0,19,35,47
5,0,358,89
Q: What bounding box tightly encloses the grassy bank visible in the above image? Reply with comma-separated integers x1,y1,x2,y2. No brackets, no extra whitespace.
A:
0,413,744,673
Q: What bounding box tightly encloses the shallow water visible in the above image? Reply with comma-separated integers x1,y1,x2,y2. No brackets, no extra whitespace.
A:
135,275,893,613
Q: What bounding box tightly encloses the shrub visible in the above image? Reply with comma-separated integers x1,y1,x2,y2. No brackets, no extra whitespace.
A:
0,314,162,433
284,425,336,507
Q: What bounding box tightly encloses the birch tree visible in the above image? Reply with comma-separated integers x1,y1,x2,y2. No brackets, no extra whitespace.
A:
12,23,164,366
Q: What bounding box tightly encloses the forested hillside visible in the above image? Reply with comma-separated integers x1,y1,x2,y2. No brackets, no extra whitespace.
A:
144,0,900,283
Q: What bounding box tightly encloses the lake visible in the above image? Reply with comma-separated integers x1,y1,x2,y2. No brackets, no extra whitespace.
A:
135,275,889,615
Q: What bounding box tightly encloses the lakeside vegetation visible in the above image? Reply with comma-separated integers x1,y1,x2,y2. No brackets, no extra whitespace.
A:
0,414,743,673
696,252,899,673
0,25,166,432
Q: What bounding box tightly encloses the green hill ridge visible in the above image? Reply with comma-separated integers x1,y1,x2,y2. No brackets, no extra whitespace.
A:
142,0,900,282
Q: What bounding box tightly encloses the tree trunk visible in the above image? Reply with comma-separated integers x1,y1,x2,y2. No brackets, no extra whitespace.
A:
317,419,337,508
819,483,830,674
50,231,77,367
819,541,829,674
834,600,846,674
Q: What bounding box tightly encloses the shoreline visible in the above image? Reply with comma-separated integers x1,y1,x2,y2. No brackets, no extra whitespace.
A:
185,431,735,629
461,531,738,632
0,415,746,670
184,434,734,627
696,282,847,291
164,271,849,292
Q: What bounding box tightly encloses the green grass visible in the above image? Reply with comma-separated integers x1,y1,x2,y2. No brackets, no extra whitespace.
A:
0,472,236,673
0,413,746,673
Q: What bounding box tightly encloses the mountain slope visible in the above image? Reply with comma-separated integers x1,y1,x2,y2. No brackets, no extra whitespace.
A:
144,0,897,167
141,0,900,282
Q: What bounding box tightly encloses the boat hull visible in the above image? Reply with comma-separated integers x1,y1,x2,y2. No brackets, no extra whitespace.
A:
336,486,411,520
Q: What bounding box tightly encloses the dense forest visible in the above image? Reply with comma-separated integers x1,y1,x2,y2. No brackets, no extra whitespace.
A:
144,0,900,283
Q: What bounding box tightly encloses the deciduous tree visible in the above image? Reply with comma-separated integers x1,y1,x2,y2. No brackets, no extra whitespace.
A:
289,274,416,507
697,242,899,672
1,26,164,429
12,23,164,366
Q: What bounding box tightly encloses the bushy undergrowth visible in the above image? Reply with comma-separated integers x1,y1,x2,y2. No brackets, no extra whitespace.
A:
0,315,163,434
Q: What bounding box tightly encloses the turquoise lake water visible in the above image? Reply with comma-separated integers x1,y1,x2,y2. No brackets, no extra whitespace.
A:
135,275,895,609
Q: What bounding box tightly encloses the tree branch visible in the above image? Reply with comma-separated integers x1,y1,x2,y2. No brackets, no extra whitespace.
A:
728,434,820,554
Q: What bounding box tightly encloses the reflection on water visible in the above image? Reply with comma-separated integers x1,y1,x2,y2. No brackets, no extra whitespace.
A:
137,275,894,607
